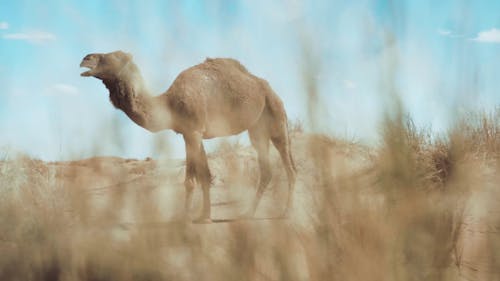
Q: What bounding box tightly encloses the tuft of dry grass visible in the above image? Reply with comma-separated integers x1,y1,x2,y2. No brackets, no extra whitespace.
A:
0,108,499,280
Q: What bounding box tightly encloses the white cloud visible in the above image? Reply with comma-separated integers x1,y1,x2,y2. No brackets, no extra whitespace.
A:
473,28,500,43
437,29,451,36
437,28,465,38
3,31,56,43
47,83,79,96
0,22,8,29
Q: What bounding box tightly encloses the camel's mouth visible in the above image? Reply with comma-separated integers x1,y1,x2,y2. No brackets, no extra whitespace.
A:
80,56,98,77
80,64,95,77
80,68,93,77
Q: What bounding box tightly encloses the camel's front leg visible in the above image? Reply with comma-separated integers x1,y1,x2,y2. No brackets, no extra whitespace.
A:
184,132,212,223
197,142,212,223
183,136,196,218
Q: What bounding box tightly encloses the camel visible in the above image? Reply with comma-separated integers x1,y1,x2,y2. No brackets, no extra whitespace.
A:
80,51,296,223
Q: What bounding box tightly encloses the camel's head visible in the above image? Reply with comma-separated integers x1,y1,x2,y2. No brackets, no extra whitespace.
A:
80,51,133,80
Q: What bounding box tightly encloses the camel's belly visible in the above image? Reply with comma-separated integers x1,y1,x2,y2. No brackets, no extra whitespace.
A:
202,114,252,139
202,128,245,139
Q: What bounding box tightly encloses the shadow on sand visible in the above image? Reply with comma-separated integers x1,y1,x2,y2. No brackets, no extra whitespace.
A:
208,217,288,224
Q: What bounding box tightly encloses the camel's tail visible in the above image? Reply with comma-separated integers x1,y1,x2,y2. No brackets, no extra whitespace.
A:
286,119,297,173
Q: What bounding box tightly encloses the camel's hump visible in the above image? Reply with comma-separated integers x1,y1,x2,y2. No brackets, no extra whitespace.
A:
204,57,249,73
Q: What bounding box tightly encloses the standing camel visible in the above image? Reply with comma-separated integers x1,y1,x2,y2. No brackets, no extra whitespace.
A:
80,51,296,223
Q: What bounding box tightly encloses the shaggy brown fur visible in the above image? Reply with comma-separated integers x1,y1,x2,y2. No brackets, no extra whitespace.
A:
80,51,296,223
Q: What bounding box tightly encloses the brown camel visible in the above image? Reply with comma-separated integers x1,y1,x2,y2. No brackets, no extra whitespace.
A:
80,51,296,223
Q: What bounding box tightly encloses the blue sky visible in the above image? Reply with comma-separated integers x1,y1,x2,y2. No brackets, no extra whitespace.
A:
0,0,499,161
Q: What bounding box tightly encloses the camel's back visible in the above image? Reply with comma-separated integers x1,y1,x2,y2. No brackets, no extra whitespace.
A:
166,58,272,137
191,58,262,89
203,58,249,73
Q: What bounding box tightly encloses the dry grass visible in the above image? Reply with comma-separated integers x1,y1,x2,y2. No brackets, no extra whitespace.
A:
1,107,499,281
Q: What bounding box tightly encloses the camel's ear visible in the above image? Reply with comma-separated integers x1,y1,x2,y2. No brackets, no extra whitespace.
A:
125,52,133,61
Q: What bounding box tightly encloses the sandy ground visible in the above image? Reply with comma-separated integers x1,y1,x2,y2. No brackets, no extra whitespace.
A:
48,134,372,224
458,164,500,281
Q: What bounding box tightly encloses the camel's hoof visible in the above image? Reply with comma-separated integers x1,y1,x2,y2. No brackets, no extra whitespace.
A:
193,217,212,224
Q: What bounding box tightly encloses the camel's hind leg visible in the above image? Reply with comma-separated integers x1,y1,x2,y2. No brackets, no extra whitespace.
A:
183,167,196,215
247,127,271,216
271,124,296,217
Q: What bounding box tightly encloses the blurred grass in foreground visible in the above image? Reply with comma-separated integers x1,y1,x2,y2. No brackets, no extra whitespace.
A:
0,106,499,281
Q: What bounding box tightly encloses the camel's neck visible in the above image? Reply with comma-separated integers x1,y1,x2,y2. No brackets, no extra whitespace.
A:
102,75,170,132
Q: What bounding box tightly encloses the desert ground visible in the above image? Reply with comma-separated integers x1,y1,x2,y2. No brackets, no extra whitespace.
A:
0,113,499,281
